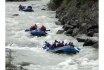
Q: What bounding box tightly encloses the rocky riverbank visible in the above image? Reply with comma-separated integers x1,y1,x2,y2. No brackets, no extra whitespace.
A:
55,0,98,48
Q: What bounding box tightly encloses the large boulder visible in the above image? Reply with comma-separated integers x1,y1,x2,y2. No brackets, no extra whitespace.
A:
56,10,61,18
70,20,79,27
92,43,98,49
87,31,94,37
63,24,74,31
87,24,98,32
65,29,73,34
72,28,79,37
78,23,92,34
77,37,86,42
19,62,31,66
93,33,99,37
89,28,98,33
55,21,62,25
56,30,64,34
83,37,98,46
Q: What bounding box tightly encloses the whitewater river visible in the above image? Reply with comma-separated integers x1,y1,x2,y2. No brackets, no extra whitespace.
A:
5,0,98,70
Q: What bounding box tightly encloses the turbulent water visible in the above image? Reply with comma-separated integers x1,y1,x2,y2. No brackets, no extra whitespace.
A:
6,0,98,70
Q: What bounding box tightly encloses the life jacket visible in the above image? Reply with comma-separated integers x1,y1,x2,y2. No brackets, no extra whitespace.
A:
19,5,23,9
57,43,61,47
22,6,25,9
41,26,46,31
60,43,64,47
70,44,74,47
52,43,56,47
30,25,37,30
28,6,32,9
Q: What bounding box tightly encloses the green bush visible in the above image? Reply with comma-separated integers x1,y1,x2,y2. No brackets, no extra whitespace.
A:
67,6,78,17
47,0,63,10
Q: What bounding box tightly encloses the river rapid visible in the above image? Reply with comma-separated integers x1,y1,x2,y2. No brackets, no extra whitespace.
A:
5,0,98,70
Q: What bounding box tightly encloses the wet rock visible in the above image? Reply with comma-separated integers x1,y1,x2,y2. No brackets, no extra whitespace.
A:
56,30,64,34
65,29,73,34
19,62,31,66
87,31,94,37
63,24,74,31
55,21,62,25
83,37,98,46
66,20,70,25
87,24,98,32
13,14,19,16
70,20,79,27
56,10,62,18
59,15,67,25
92,43,98,49
90,28,98,33
76,37,87,42
41,8,46,10
93,33,98,37
6,64,17,70
72,28,79,37
79,23,92,34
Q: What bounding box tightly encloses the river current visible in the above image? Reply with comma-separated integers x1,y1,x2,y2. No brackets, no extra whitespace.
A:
5,0,98,70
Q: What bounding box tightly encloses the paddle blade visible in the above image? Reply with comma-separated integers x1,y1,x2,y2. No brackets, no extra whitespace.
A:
25,29,31,32
46,30,50,31
76,47,81,51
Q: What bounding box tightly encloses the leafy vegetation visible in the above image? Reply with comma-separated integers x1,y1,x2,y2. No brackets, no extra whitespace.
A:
47,0,63,10
6,49,14,68
47,0,98,10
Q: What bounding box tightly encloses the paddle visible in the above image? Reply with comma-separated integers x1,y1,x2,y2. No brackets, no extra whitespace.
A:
75,47,81,52
45,30,50,31
25,29,31,32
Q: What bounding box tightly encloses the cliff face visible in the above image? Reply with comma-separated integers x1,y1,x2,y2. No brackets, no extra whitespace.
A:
55,0,98,48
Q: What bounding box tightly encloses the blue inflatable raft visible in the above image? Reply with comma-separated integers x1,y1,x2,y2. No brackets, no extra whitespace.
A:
25,28,50,36
43,45,81,54
19,8,34,12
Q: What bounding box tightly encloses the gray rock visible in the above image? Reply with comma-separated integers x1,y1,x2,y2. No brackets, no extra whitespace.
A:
92,43,98,49
87,24,98,32
76,37,86,42
63,24,74,31
56,30,64,34
41,8,46,10
93,33,98,37
72,28,79,37
13,14,19,16
79,23,92,34
55,21,62,25
19,62,31,66
90,28,98,33
87,31,94,37
83,37,98,46
65,29,73,34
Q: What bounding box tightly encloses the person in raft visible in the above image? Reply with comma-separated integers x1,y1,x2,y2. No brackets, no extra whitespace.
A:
30,24,37,30
19,4,25,9
40,25,46,32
